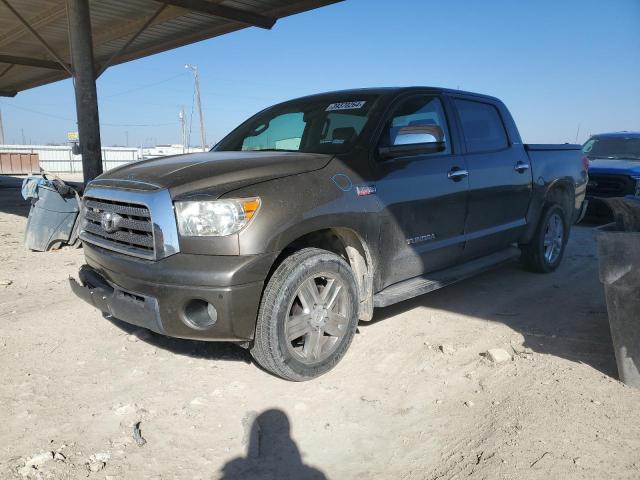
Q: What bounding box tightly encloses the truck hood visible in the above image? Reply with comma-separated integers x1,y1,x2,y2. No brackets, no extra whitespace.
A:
589,158,640,177
89,151,333,197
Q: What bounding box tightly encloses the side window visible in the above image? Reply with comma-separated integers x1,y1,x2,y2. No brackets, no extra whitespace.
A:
454,99,509,153
380,96,451,154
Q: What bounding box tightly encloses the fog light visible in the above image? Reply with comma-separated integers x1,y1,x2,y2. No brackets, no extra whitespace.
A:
183,299,217,329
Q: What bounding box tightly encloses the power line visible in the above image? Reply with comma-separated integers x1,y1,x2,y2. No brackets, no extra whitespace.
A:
0,100,175,127
101,72,188,98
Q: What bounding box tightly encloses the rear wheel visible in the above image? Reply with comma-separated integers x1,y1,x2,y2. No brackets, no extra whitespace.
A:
250,248,359,381
521,204,569,273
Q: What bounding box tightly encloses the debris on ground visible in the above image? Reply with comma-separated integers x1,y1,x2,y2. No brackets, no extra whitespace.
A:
24,451,53,468
438,343,455,355
485,348,512,364
88,461,105,472
132,422,147,447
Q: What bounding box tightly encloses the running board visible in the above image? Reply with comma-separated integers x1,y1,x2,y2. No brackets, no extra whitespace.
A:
373,247,520,308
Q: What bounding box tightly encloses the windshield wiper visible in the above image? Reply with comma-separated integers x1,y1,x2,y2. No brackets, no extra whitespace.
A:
251,148,300,152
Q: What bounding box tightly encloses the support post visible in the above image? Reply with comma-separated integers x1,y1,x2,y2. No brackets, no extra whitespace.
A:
67,0,102,183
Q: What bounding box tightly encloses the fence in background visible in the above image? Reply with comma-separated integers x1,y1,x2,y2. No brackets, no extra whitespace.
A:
0,145,139,173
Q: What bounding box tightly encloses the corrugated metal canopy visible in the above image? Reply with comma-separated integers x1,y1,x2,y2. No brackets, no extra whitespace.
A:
0,0,342,96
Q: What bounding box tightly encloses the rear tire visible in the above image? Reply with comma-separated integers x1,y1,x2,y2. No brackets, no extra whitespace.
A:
521,204,569,273
250,248,359,381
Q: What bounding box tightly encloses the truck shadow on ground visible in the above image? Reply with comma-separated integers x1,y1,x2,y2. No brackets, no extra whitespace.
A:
105,315,252,363
366,229,617,378
105,228,616,377
220,409,327,480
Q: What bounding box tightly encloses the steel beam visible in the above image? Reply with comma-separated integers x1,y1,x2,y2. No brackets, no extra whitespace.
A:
96,3,168,78
0,2,66,49
0,54,69,71
0,0,73,76
0,64,15,79
67,0,103,183
157,0,276,29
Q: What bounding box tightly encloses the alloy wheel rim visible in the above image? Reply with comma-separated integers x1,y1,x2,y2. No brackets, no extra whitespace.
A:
543,212,564,264
284,274,349,364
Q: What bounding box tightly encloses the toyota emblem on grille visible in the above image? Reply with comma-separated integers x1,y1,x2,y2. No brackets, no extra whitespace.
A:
101,212,122,233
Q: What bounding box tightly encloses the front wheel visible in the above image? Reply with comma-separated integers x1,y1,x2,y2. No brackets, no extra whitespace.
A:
520,204,569,273
250,248,359,381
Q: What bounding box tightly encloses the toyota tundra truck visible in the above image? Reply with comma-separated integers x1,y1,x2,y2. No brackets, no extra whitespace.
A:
70,87,588,381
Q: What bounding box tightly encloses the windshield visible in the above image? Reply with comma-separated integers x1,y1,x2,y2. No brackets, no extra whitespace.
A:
583,136,640,160
213,95,381,155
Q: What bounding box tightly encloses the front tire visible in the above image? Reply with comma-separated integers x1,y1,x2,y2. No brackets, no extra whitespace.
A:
521,204,569,273
250,248,359,381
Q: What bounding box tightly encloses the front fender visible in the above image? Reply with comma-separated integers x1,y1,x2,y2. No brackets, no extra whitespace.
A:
226,164,384,258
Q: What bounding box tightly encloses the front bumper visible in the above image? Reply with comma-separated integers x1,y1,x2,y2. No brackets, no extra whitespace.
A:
70,243,276,341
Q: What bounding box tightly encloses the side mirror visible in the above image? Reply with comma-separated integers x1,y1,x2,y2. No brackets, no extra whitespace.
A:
378,141,446,160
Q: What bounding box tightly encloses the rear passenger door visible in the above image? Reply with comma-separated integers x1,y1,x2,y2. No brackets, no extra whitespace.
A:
453,98,532,259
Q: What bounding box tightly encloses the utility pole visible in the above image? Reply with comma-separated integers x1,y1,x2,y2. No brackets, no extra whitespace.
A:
21,128,26,144
0,108,5,145
179,107,186,153
185,64,206,152
125,130,129,147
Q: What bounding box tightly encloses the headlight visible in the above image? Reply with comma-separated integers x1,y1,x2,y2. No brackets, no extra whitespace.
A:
175,198,260,237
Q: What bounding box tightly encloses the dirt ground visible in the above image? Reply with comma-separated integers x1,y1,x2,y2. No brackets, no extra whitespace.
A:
1,175,639,480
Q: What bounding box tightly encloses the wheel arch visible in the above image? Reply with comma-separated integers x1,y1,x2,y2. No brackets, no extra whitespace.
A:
521,178,575,244
265,227,375,321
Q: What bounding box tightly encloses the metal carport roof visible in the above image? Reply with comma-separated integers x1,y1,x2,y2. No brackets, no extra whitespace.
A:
0,0,341,182
0,0,342,97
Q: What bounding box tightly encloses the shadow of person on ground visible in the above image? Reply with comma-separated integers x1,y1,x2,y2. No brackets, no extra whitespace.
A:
221,409,326,480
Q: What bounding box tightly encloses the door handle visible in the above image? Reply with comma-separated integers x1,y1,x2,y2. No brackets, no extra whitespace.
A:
514,161,530,173
447,167,469,181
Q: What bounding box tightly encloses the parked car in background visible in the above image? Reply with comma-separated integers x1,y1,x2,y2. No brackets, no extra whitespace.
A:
70,87,587,380
583,132,640,220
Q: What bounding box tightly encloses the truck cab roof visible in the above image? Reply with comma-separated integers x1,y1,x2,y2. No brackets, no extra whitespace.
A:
288,86,502,103
590,131,640,139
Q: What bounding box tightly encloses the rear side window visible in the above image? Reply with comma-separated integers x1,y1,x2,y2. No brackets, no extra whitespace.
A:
455,99,509,153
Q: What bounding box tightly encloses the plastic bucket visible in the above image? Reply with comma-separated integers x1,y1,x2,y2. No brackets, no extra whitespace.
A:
596,223,640,388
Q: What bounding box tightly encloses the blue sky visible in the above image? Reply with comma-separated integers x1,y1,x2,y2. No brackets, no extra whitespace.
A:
1,0,638,147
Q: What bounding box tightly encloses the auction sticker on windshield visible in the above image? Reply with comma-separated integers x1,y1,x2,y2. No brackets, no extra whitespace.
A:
326,101,366,111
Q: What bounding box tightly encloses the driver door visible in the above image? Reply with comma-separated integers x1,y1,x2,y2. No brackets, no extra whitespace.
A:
374,94,469,288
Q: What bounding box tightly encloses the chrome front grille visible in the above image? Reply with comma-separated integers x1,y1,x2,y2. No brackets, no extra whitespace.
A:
81,197,155,258
79,186,180,260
